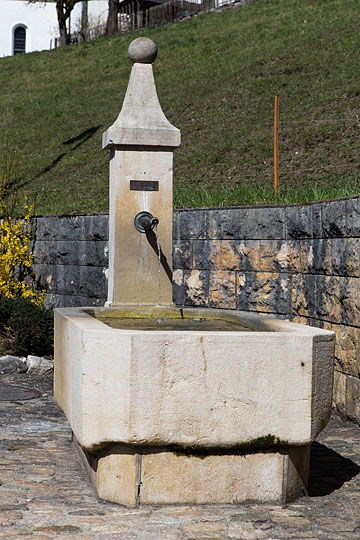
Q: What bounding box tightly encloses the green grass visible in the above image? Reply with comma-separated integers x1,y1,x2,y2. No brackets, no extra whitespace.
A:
0,0,359,214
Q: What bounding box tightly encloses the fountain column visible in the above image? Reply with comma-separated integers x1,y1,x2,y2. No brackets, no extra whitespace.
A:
102,37,180,307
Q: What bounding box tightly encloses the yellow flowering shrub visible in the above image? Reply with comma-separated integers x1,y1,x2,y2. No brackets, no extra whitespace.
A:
0,150,44,305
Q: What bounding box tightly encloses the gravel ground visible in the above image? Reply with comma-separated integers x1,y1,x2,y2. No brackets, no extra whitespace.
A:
1,372,360,539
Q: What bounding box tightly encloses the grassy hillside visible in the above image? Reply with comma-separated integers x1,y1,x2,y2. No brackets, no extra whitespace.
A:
0,0,359,215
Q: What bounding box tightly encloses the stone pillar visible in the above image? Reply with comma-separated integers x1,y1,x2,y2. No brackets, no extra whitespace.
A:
103,37,180,307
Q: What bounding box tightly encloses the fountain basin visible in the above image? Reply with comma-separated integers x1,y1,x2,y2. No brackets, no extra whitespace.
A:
54,306,333,452
54,306,333,505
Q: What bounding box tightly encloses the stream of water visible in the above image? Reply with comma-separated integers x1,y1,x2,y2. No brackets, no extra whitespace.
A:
154,223,162,306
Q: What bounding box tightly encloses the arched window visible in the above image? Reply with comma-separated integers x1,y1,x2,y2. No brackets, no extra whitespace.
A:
13,26,26,55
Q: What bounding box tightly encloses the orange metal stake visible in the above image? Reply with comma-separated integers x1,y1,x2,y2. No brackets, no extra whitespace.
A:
274,94,279,197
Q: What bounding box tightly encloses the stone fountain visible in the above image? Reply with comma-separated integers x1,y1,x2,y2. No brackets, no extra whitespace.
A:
54,37,334,506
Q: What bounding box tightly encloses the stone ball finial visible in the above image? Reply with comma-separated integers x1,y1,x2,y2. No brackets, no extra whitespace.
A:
128,37,158,64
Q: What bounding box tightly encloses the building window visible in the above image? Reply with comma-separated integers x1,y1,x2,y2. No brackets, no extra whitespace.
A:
13,26,26,55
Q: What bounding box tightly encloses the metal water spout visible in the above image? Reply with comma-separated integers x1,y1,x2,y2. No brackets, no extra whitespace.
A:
134,211,159,233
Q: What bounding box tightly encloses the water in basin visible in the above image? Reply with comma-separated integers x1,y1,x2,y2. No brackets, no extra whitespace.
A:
95,315,258,332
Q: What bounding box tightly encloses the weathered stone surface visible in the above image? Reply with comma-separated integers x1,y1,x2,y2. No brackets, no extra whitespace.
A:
311,202,323,238
340,277,360,327
44,293,105,309
55,306,333,453
243,207,286,240
237,271,291,314
207,208,244,239
286,205,314,239
102,46,179,307
183,270,209,306
79,267,107,298
345,375,360,423
26,356,53,375
236,240,262,271
103,61,180,148
292,318,359,388
34,240,108,267
333,370,346,413
172,269,185,306
128,36,158,64
0,356,27,374
298,239,315,274
291,274,317,319
322,322,343,373
172,240,192,269
192,240,220,270
218,240,242,270
275,240,302,273
105,150,174,306
312,239,332,275
259,240,283,272
35,215,87,241
32,264,58,293
139,447,306,505
209,270,236,308
208,207,285,240
76,441,310,506
34,261,107,307
338,326,360,377
34,213,108,243
321,200,347,238
34,524,82,534
315,275,342,324
344,238,360,276
75,441,138,507
83,214,109,241
33,239,58,265
55,265,81,296
330,238,348,276
174,210,207,240
345,197,360,236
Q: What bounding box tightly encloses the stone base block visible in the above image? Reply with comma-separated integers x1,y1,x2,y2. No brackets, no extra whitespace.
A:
74,437,310,506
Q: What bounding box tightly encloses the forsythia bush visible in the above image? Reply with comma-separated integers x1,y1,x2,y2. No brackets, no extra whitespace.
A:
0,150,44,305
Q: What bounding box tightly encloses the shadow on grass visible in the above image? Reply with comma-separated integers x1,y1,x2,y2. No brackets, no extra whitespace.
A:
308,441,360,497
35,125,101,178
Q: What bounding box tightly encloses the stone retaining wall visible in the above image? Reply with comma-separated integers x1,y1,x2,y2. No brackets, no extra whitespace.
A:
173,197,360,425
32,197,360,423
32,214,109,308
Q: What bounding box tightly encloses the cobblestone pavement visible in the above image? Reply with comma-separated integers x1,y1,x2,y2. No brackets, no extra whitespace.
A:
1,373,360,539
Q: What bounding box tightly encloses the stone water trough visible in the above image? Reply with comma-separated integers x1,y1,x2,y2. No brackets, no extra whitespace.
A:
54,38,334,506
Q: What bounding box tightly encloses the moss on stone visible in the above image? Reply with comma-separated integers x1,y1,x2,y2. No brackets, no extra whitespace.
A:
168,435,289,459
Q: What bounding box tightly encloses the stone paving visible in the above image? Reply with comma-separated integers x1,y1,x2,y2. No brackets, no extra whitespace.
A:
1,372,360,539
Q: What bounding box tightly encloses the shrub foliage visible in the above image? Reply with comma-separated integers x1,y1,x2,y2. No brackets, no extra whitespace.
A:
0,149,43,304
0,297,53,357
0,150,51,357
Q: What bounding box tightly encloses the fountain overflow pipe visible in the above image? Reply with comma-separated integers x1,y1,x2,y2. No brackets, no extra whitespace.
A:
134,211,159,233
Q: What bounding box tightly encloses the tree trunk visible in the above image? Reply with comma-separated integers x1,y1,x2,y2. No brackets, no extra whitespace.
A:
58,23,68,47
56,0,78,46
57,1,69,46
106,0,119,37
81,0,89,40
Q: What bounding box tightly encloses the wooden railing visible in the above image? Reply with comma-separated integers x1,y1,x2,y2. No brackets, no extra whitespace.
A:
64,0,244,45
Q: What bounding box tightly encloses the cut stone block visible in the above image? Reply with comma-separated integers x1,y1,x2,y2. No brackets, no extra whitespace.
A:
74,440,310,506
55,306,334,454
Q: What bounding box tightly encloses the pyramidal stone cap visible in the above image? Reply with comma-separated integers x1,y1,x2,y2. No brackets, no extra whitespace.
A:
102,38,180,149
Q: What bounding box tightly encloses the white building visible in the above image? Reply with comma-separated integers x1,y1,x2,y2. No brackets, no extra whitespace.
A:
0,0,108,58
